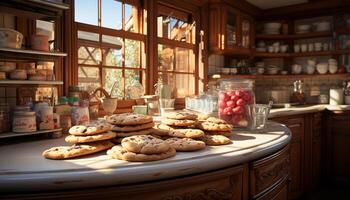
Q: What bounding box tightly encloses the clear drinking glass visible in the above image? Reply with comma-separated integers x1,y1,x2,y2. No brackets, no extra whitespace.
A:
253,104,271,130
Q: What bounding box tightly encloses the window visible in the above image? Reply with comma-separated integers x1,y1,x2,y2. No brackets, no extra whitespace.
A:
157,5,197,98
75,0,146,99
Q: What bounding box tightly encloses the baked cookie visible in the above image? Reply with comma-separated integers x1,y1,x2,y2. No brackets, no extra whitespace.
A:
107,113,153,125
197,113,209,121
197,121,233,132
151,123,174,136
121,135,170,154
162,118,197,127
205,131,233,137
169,129,204,139
111,122,154,132
163,111,197,120
107,146,176,162
65,131,116,144
199,135,232,146
165,137,206,152
113,128,152,137
206,117,228,124
69,123,112,136
42,141,114,160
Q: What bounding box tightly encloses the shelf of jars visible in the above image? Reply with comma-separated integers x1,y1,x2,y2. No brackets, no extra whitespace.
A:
253,50,350,58
255,31,333,40
208,73,349,80
0,80,63,86
0,128,62,139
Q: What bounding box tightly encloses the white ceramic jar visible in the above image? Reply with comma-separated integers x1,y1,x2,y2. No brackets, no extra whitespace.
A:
12,111,36,133
35,104,54,130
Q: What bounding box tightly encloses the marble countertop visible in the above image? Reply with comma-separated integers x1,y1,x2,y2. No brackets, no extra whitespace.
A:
269,104,350,118
0,122,290,193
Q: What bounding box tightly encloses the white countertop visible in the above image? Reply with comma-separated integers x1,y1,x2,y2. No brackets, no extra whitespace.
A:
269,104,350,118
0,122,290,193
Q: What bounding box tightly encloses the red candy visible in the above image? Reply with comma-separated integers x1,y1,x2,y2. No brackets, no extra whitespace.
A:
226,91,236,96
226,100,235,107
232,106,244,114
230,95,239,101
219,100,226,108
235,90,244,97
223,107,233,115
236,98,246,106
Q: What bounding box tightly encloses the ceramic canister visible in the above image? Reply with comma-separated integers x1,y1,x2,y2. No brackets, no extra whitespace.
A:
329,88,344,105
71,106,90,126
12,111,36,133
35,105,54,130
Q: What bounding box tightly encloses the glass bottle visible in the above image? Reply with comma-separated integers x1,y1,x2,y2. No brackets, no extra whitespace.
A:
127,77,144,99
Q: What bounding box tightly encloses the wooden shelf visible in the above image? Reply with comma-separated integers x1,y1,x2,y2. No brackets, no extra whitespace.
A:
256,31,333,40
0,128,62,139
0,0,69,19
209,73,349,80
336,27,350,35
0,48,67,61
0,80,63,86
254,51,339,58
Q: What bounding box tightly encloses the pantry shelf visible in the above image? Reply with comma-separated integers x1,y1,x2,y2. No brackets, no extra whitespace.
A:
0,128,62,139
0,80,64,86
209,73,349,80
0,48,67,61
256,31,333,40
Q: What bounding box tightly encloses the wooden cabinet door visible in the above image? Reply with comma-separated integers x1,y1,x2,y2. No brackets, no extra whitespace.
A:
224,6,239,50
256,178,288,200
271,116,304,200
326,112,350,182
311,113,322,189
209,4,222,51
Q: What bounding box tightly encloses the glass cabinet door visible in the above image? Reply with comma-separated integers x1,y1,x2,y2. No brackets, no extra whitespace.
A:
226,8,238,48
241,17,251,49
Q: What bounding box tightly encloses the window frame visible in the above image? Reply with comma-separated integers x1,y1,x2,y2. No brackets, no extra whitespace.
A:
74,0,147,99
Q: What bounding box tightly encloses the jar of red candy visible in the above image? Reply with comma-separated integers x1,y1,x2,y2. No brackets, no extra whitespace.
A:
218,79,255,129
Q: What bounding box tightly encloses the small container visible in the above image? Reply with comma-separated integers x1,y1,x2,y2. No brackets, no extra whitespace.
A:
218,79,255,129
0,28,23,49
252,104,271,130
10,69,27,80
12,111,36,133
30,34,49,51
71,106,90,125
35,105,54,130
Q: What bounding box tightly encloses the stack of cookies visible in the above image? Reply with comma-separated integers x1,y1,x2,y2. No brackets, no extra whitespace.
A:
196,117,233,146
43,122,115,160
107,135,176,162
107,113,154,140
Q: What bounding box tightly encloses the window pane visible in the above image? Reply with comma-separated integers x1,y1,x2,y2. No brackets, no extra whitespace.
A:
103,48,123,67
102,35,122,46
175,48,195,73
78,66,100,93
158,44,174,71
78,31,99,42
158,72,195,98
102,0,122,30
157,15,195,43
125,69,143,98
125,4,139,33
102,68,123,99
75,0,98,26
125,39,140,67
78,46,101,65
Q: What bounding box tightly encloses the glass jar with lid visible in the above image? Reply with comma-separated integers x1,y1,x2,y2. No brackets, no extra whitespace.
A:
218,79,255,129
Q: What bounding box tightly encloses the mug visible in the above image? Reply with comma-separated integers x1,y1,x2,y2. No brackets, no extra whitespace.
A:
294,44,300,53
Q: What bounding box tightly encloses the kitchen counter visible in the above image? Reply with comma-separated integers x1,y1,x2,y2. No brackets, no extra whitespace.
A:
269,104,350,118
0,122,290,193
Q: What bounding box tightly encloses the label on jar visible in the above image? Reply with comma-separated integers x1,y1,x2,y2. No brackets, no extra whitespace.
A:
13,115,36,133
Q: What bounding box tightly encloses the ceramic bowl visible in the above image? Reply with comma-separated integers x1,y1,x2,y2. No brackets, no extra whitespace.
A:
305,65,315,74
307,59,316,66
268,46,274,53
297,24,311,33
316,63,328,74
264,22,282,30
292,64,302,74
280,45,288,53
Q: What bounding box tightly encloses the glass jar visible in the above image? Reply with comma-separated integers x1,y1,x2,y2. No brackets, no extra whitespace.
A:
218,79,255,129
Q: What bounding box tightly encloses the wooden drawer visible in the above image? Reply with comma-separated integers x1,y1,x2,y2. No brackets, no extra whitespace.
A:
256,177,288,200
250,145,290,199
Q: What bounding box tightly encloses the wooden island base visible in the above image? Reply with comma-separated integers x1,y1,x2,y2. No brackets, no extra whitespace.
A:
3,145,290,200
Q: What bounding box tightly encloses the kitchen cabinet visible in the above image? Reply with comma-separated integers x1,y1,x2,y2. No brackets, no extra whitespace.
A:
209,2,254,55
271,116,304,200
250,145,290,200
326,111,350,183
